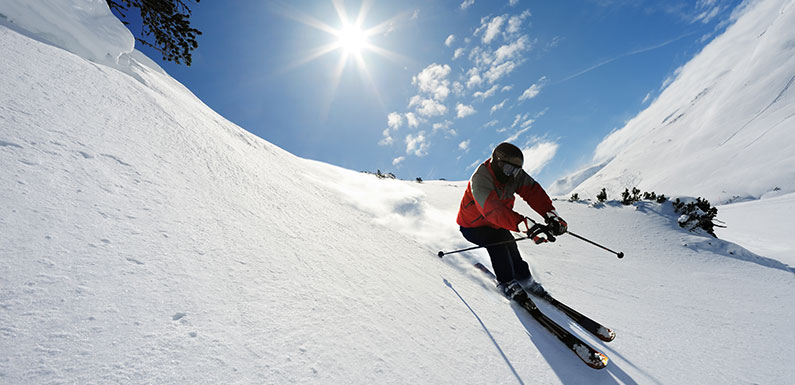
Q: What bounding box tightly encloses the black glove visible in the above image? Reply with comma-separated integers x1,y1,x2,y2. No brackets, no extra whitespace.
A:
528,223,555,243
544,210,568,236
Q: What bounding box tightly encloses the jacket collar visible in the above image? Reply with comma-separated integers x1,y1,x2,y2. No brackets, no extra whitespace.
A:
485,159,507,187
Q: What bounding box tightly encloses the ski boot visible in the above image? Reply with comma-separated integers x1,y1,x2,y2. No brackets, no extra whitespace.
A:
497,279,524,300
518,276,549,297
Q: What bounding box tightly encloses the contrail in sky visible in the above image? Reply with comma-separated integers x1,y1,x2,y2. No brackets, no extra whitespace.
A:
556,32,697,84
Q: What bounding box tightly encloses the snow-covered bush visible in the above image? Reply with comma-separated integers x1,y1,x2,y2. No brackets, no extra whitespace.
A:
642,191,668,203
621,187,641,205
596,188,607,202
672,197,722,237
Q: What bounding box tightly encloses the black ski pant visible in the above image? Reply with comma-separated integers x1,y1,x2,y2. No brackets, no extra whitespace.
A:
460,226,531,284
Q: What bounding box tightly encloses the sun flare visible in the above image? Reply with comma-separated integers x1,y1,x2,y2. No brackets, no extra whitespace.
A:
336,24,368,54
280,0,408,114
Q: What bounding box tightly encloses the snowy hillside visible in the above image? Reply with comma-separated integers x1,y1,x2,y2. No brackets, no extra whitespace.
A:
2,1,794,384
561,0,795,203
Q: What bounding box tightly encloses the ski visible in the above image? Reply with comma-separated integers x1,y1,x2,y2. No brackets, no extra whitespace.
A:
474,263,616,342
473,263,608,369
512,290,609,370
536,291,616,342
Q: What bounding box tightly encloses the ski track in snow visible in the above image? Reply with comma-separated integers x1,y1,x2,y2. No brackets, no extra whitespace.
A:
2,2,795,384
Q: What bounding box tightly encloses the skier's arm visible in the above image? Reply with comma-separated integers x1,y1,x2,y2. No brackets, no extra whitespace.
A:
514,171,556,218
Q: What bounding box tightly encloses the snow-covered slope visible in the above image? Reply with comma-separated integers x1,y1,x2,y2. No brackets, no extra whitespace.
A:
715,191,795,267
1,2,794,384
562,0,795,203
0,0,133,67
546,161,608,197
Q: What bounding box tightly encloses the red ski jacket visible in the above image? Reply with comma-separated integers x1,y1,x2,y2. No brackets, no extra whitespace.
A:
457,159,555,231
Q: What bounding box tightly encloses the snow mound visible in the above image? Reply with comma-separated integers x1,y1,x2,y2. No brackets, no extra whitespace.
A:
0,0,133,67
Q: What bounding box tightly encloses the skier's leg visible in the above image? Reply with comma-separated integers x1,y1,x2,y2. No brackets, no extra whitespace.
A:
460,226,516,283
506,239,531,280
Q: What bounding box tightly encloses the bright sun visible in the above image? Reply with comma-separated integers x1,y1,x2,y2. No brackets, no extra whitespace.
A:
337,24,368,54
283,0,405,112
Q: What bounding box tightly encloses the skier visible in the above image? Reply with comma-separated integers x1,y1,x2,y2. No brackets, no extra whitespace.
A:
456,142,568,299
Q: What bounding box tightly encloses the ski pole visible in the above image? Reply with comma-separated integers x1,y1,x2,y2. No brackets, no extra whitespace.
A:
518,217,625,259
437,236,535,258
565,230,624,259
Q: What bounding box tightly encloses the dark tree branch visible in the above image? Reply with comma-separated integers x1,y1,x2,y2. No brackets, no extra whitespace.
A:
106,0,202,66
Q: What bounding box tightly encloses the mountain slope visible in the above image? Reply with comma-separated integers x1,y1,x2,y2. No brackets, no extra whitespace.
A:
1,3,794,384
716,191,795,267
565,0,795,203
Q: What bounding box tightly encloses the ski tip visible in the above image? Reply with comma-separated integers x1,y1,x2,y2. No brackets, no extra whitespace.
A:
574,343,609,369
590,352,609,370
598,327,617,342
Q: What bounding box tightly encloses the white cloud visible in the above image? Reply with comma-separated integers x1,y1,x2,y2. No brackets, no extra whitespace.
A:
505,126,531,143
460,0,475,10
405,112,421,128
459,139,471,151
445,34,455,47
452,81,465,97
506,10,531,34
411,9,420,20
468,46,484,66
509,0,519,6
381,112,403,146
484,61,517,83
466,67,483,89
511,113,529,128
453,47,466,60
521,141,558,175
490,99,507,114
519,84,541,100
482,15,506,44
642,92,651,104
493,35,530,65
433,120,456,136
392,156,406,166
387,112,403,130
406,131,430,156
501,85,513,92
519,76,547,101
483,119,499,128
412,63,452,101
379,128,393,146
409,96,448,117
474,85,499,100
456,103,477,118
693,1,723,24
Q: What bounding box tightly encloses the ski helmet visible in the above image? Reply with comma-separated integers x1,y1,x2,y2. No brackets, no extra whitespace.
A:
491,142,523,167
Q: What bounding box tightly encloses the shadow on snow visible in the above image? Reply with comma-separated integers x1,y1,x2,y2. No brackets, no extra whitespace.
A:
444,278,526,384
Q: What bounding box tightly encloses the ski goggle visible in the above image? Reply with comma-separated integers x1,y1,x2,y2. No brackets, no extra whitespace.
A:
500,161,522,177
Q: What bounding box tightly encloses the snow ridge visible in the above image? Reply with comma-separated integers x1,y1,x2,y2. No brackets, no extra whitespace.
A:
564,0,795,203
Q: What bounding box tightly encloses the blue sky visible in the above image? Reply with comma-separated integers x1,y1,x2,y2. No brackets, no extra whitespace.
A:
128,0,742,185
